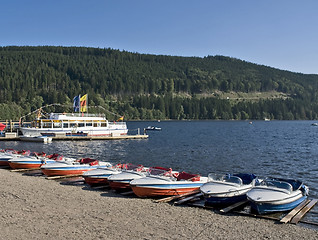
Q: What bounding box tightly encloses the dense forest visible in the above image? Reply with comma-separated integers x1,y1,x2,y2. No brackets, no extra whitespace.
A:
1,46,318,121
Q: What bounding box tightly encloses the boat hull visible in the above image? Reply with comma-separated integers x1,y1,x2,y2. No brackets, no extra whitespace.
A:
131,185,201,197
108,180,131,190
130,176,207,197
108,171,146,191
0,159,10,166
249,195,307,214
41,168,93,176
9,162,42,169
83,177,109,186
82,168,121,186
200,180,253,207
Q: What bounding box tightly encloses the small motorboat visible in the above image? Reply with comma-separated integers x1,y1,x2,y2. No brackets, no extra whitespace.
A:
0,149,30,166
246,178,309,214
20,135,52,143
41,158,112,176
82,163,125,186
130,171,208,197
145,126,161,131
200,173,257,207
8,152,62,169
107,164,147,191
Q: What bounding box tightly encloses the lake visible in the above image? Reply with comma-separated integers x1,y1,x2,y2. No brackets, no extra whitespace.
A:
1,120,317,222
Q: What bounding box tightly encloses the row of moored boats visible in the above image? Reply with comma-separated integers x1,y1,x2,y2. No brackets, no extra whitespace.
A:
0,148,309,215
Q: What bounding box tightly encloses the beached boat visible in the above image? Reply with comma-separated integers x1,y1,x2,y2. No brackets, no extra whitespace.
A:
246,178,309,214
82,163,124,186
130,171,208,197
200,173,257,207
41,158,112,176
107,164,147,191
20,112,128,137
0,149,30,166
8,153,63,169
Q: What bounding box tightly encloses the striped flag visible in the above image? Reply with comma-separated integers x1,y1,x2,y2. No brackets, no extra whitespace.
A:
73,95,80,112
80,94,87,112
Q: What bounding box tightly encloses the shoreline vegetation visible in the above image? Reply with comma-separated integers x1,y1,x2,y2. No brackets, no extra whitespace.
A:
1,46,318,121
1,169,317,240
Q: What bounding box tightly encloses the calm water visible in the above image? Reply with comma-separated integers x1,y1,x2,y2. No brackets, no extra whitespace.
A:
1,120,318,222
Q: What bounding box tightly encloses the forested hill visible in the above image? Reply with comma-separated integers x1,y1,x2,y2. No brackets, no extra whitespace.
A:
1,46,318,120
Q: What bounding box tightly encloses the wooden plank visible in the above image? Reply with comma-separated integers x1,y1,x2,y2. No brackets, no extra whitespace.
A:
220,200,249,213
174,192,203,205
290,199,318,224
153,189,200,203
280,199,310,223
10,168,41,172
45,174,83,180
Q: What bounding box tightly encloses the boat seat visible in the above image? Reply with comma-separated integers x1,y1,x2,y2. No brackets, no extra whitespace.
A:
233,173,256,185
176,171,200,182
80,158,98,164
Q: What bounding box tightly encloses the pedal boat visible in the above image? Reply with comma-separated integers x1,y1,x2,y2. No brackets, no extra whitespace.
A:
8,153,63,169
107,164,148,191
0,149,30,166
41,158,112,176
130,171,208,197
82,163,125,186
246,178,309,214
200,173,257,207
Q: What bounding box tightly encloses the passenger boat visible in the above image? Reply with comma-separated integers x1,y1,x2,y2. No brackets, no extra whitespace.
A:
130,171,208,197
8,153,62,169
0,149,30,166
20,112,128,137
40,158,112,176
107,164,147,191
246,178,309,214
200,173,257,207
82,163,124,186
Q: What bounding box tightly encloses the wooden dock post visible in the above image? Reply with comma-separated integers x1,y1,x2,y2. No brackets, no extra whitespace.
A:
280,199,310,224
290,199,318,224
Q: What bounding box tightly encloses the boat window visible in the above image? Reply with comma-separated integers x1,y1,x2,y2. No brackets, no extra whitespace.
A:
70,123,77,128
42,122,52,128
101,122,107,127
78,123,84,127
208,173,242,185
93,122,101,127
63,123,69,128
257,180,293,193
53,122,62,128
86,122,92,127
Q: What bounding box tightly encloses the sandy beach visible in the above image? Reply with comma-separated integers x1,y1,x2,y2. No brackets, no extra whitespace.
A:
0,169,317,240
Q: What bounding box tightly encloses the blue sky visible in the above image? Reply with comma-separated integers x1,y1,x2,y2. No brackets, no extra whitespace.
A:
1,0,318,74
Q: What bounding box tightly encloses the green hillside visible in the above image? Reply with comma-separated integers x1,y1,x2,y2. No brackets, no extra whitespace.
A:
1,46,318,120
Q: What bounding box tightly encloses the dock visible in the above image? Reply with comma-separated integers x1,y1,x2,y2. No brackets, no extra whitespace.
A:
0,133,148,141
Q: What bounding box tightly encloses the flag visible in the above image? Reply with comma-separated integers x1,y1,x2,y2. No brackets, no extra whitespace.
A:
73,95,80,112
117,116,124,121
80,94,87,112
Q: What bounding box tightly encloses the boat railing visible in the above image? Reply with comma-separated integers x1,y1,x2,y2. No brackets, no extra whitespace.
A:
208,173,243,185
108,122,126,126
55,113,106,118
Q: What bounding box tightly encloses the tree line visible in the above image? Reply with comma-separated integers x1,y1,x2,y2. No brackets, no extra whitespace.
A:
0,46,318,120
